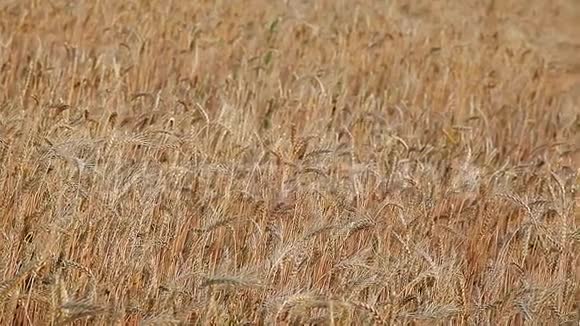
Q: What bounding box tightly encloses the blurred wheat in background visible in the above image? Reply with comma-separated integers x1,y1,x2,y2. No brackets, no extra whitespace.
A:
0,0,578,325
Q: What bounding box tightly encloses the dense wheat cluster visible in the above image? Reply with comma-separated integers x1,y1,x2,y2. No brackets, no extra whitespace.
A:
0,0,578,324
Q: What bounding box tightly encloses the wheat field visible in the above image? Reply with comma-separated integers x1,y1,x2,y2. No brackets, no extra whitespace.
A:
0,0,578,325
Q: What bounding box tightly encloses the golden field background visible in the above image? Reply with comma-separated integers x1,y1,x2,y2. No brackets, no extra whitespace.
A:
0,0,578,324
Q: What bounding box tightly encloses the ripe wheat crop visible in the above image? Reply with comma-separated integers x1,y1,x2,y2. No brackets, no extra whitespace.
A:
0,0,578,325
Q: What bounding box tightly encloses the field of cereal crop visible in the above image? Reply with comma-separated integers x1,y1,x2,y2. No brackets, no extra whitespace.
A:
0,0,578,324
